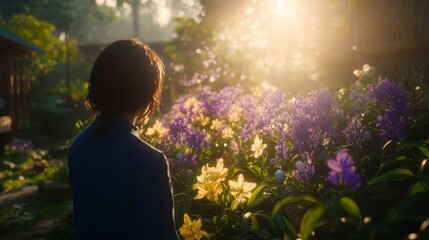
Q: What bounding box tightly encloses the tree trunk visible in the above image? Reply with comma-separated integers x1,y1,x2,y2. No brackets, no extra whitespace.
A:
132,0,140,39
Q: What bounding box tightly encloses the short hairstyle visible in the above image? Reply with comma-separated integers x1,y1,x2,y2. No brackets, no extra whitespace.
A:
85,39,164,123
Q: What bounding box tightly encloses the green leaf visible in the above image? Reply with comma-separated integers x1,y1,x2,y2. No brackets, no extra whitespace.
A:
419,147,429,159
300,205,325,240
272,212,298,239
380,156,408,170
250,214,260,229
368,169,414,185
272,195,322,217
340,196,362,220
401,141,426,149
409,182,426,195
283,233,291,240
247,184,266,207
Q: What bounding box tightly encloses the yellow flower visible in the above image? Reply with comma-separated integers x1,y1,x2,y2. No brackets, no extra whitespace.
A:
195,115,210,126
210,119,223,130
221,127,234,139
251,136,267,158
193,179,223,202
184,97,202,115
145,120,169,137
228,174,257,203
207,158,228,181
179,213,208,240
193,159,228,202
227,104,242,122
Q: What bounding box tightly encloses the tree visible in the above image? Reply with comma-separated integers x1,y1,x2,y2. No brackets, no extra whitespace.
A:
0,14,80,76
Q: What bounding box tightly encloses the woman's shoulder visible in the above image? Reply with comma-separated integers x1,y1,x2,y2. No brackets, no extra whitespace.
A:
126,134,167,166
130,134,164,157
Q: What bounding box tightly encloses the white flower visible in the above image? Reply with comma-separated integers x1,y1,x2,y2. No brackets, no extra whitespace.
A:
251,136,267,158
228,174,256,203
210,119,223,130
221,127,234,139
227,104,242,122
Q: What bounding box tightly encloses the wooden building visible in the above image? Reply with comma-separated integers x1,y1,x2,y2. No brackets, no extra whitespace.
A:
0,28,40,134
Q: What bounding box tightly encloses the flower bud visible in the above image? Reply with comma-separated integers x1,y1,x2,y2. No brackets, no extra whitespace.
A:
274,170,286,183
269,158,278,166
362,130,372,141
176,152,184,161
185,169,193,177
295,161,306,172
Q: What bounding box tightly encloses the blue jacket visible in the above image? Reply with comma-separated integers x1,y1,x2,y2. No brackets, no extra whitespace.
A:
68,117,179,239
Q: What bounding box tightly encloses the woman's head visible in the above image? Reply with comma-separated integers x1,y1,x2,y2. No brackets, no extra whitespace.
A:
86,39,164,121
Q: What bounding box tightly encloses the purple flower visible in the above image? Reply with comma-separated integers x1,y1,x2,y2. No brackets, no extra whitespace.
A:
260,89,289,136
368,78,410,141
368,77,409,110
275,133,290,161
292,160,314,183
211,86,243,118
343,115,364,148
240,94,261,141
184,128,210,150
376,109,409,142
290,89,339,154
5,139,34,154
185,153,198,166
327,149,361,192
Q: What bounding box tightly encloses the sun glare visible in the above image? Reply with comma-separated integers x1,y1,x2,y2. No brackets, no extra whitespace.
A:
95,0,117,8
274,0,295,17
154,0,172,26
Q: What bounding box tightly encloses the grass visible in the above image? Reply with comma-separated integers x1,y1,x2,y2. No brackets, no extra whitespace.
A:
0,189,72,236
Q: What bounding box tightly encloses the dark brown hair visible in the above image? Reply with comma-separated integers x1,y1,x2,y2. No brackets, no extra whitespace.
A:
85,39,164,133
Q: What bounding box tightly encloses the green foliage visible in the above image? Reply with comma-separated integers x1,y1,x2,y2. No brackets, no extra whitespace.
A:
300,205,325,240
44,212,75,240
0,14,81,75
27,85,89,138
0,205,33,234
0,146,68,191
40,161,69,183
340,197,361,222
368,168,415,185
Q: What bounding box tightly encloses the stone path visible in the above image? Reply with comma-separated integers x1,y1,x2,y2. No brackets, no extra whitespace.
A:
0,185,38,207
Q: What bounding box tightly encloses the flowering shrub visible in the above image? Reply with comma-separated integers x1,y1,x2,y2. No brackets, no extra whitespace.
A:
4,139,34,155
142,75,429,239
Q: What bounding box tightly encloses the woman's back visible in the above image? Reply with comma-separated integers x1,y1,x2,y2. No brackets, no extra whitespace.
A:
69,117,178,239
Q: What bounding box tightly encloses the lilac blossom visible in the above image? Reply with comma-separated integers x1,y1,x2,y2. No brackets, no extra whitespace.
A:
327,149,361,192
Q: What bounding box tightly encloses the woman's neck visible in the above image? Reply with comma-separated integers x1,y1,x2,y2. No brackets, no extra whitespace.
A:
113,112,137,125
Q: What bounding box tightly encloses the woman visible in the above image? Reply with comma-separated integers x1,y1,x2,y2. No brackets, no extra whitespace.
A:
68,39,179,239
